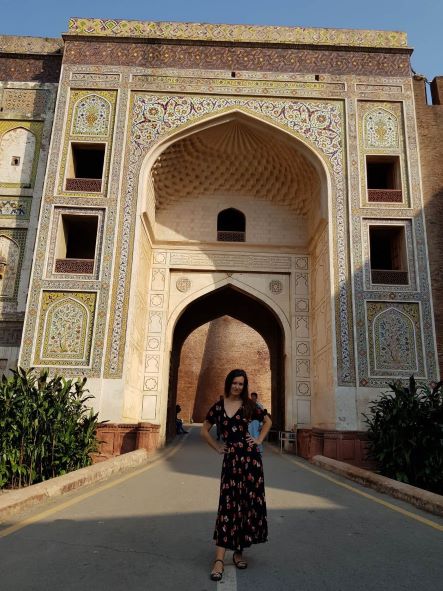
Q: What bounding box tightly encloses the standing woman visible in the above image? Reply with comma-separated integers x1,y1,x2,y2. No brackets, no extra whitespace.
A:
201,369,272,581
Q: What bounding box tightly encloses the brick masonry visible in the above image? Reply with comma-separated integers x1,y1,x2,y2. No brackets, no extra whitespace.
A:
414,77,443,375
177,316,272,423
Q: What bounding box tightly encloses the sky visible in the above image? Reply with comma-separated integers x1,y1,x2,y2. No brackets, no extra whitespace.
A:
0,0,441,80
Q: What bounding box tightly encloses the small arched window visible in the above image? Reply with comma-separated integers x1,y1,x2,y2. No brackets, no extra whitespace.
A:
217,208,246,242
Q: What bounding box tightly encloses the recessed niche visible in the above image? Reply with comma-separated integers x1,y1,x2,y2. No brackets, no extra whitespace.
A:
55,214,98,274
217,208,246,242
366,155,402,203
369,225,408,284
65,142,105,192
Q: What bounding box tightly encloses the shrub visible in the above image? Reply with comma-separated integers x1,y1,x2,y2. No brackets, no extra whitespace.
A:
364,376,443,495
0,367,101,489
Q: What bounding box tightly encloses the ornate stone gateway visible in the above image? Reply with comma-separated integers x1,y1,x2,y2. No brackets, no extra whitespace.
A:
9,18,438,464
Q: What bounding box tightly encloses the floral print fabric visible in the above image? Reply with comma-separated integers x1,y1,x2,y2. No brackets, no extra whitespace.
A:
206,400,268,551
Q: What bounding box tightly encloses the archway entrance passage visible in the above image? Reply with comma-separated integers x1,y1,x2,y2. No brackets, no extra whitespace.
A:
167,285,285,441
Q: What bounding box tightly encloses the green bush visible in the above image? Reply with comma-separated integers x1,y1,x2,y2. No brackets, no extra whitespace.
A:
364,376,443,495
0,367,101,489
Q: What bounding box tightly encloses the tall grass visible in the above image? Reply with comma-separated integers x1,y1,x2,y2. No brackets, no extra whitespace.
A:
0,367,100,489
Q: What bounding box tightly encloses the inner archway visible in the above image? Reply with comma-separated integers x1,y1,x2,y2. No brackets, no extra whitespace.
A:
167,285,285,440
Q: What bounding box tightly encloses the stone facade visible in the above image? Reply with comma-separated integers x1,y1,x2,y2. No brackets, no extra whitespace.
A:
0,18,440,465
0,36,61,373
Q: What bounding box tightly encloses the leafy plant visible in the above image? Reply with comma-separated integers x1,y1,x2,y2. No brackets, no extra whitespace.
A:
0,367,101,489
364,376,443,495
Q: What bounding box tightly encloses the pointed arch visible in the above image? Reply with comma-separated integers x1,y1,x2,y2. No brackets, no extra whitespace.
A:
165,280,289,439
137,106,332,229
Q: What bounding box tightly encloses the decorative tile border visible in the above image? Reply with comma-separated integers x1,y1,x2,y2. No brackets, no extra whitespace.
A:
67,18,408,49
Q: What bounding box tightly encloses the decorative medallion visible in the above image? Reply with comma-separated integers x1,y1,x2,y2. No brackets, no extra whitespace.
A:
176,277,191,292
269,280,283,294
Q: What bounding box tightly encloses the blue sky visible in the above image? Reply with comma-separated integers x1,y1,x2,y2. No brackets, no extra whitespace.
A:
1,0,441,80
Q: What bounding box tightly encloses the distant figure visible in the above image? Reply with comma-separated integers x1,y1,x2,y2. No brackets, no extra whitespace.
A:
176,404,188,434
248,392,264,454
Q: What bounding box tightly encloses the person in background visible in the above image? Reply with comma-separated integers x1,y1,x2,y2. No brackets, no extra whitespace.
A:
248,392,264,454
175,404,188,434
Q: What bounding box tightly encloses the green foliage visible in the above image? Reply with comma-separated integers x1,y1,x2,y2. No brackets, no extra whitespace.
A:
364,376,443,495
0,367,101,489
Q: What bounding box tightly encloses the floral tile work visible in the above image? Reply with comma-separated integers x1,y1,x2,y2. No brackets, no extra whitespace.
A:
33,291,97,367
366,301,425,378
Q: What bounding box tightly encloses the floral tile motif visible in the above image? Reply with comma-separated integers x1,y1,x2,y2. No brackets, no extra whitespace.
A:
366,301,424,377
34,291,97,366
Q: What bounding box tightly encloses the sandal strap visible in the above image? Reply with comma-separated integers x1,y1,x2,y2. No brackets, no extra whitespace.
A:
213,559,224,566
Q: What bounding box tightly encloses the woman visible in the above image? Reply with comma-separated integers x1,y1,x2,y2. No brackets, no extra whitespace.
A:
201,369,272,582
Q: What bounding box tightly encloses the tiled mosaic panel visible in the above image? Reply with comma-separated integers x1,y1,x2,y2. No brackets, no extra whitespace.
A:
1,89,48,115
366,301,425,378
34,291,97,366
0,196,32,219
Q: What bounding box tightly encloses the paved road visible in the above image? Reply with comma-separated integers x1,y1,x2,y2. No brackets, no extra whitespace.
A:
1,426,442,591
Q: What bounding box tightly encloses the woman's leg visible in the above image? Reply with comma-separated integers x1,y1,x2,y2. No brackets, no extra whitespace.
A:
210,545,226,577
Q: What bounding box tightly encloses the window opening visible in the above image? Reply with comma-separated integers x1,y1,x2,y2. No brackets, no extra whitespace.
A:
55,214,98,274
366,155,402,203
369,225,408,284
66,143,105,192
217,208,245,242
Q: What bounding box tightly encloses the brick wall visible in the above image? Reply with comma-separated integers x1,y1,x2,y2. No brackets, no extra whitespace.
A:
414,77,443,375
177,316,272,423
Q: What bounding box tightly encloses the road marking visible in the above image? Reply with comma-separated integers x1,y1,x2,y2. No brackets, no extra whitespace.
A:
0,438,185,539
273,450,443,532
218,564,237,590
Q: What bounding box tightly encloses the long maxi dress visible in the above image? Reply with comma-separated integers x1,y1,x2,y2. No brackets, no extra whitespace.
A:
206,399,268,551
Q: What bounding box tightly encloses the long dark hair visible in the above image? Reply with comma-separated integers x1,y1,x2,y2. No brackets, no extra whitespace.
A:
224,369,254,420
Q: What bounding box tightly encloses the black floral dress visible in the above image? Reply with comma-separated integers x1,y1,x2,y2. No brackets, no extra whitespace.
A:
206,399,268,551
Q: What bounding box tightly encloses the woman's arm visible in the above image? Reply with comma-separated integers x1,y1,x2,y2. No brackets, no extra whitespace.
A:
201,420,226,454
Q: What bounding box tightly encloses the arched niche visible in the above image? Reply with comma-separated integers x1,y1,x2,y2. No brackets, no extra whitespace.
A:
0,235,20,297
0,128,36,186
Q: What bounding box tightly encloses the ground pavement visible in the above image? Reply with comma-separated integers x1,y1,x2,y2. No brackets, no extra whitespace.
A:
0,425,442,591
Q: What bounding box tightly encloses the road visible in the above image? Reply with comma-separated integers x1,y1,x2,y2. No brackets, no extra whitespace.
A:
1,425,442,590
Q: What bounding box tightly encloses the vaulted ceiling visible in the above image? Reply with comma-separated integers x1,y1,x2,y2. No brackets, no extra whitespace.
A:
151,117,322,215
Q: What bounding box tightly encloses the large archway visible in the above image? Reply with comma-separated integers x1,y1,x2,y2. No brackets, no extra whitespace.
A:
166,285,285,440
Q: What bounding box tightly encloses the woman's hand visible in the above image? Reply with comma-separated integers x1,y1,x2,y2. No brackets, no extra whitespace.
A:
246,433,261,447
217,443,228,454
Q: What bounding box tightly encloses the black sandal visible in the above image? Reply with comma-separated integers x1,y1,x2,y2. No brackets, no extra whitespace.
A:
233,552,248,569
210,559,224,581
